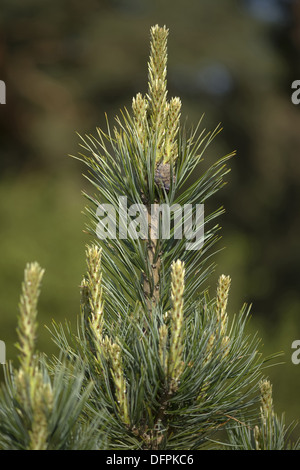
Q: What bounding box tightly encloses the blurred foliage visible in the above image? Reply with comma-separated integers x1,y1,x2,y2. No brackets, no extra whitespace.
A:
1,0,300,438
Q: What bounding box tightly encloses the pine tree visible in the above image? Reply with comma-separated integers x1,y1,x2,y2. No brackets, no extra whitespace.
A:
0,24,298,451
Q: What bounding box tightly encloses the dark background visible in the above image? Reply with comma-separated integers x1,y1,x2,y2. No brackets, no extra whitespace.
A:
1,0,300,436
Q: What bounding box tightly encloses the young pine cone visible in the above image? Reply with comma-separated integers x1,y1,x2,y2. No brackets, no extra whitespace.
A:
154,163,176,192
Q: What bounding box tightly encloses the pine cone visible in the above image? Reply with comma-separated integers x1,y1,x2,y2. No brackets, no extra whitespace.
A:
154,163,175,191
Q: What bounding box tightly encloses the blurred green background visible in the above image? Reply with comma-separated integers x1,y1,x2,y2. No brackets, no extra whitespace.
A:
1,0,300,437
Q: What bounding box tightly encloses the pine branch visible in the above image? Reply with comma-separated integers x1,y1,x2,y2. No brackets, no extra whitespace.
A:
223,379,300,450
0,264,103,450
